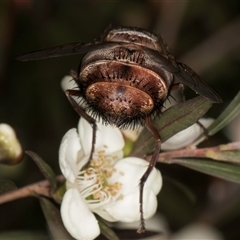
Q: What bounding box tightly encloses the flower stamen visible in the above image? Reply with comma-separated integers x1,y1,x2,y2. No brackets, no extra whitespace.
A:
77,149,123,207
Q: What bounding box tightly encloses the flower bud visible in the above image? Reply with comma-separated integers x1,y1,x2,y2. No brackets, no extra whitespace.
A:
0,124,23,165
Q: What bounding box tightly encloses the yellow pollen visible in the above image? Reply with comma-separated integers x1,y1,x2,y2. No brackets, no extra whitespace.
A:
79,149,123,202
119,194,124,200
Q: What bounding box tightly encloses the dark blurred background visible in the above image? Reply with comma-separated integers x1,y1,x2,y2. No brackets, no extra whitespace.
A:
0,1,240,239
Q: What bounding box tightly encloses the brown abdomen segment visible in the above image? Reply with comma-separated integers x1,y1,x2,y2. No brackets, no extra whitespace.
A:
80,61,168,102
86,82,154,118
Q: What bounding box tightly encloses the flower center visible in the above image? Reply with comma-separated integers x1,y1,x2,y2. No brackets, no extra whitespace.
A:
77,147,122,209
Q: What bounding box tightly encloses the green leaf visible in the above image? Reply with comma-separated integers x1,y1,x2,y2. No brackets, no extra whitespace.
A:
170,159,240,183
158,142,240,164
97,217,119,240
0,180,17,194
131,96,212,157
205,149,240,163
199,91,240,139
26,151,57,191
39,197,74,240
51,181,66,204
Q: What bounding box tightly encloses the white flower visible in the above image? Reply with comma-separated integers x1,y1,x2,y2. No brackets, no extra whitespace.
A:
162,118,214,150
61,75,77,92
59,118,162,240
0,123,22,164
121,127,143,142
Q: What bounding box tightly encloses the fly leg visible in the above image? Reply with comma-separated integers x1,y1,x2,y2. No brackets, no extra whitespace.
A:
65,89,97,164
137,117,161,233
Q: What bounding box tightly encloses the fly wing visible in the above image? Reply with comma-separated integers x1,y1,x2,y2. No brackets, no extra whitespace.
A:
144,48,179,72
175,62,222,103
144,48,222,103
16,41,117,62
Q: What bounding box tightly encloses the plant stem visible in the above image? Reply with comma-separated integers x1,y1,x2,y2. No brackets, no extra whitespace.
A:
0,175,65,204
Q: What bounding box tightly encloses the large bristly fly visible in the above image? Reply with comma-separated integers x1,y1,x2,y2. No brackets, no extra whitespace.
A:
17,25,222,233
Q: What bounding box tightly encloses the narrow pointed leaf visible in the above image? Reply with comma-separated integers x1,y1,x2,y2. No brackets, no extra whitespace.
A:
0,180,17,194
158,142,240,164
26,151,57,190
39,197,74,240
170,159,240,183
197,91,240,140
131,96,212,157
97,217,119,240
205,149,240,163
51,182,66,204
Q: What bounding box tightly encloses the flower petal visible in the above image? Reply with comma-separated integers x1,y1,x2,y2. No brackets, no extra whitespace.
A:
104,188,158,222
144,166,162,195
94,158,161,223
61,188,100,240
61,75,77,92
59,128,85,183
92,208,116,222
121,127,143,141
78,118,124,156
115,213,169,234
109,157,162,196
162,118,214,150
